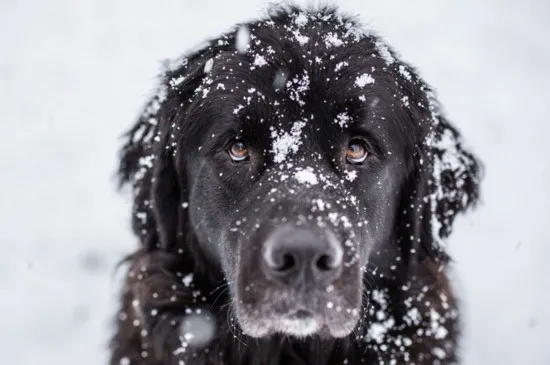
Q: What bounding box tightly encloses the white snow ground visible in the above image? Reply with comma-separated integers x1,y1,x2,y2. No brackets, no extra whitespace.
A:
1,0,549,364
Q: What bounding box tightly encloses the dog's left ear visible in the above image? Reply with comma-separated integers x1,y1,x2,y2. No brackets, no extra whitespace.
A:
403,93,482,262
118,42,230,252
150,47,229,252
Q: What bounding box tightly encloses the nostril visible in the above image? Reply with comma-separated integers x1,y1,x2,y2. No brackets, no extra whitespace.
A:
277,253,296,272
315,254,334,271
265,249,297,273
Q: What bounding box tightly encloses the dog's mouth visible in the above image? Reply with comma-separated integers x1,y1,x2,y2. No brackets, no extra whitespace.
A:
236,310,360,338
233,291,362,338
289,309,314,319
274,310,323,337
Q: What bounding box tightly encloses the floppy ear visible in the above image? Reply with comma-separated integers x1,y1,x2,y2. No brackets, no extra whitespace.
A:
402,94,481,263
118,43,229,252
118,90,166,250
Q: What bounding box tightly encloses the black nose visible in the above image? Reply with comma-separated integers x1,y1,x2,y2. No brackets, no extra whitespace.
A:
262,226,343,287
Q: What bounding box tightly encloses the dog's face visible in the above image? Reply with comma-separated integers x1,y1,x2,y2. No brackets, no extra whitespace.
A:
175,15,424,338
127,9,479,342
184,76,409,338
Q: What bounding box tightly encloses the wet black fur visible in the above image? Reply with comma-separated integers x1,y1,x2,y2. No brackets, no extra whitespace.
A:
110,5,481,365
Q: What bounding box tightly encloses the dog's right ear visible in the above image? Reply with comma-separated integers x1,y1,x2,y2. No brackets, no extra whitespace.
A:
118,41,232,252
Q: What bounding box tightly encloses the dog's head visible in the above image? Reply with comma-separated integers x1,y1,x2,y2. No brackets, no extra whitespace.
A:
120,7,480,340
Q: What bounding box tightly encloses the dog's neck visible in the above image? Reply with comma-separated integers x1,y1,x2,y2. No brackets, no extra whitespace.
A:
220,335,358,365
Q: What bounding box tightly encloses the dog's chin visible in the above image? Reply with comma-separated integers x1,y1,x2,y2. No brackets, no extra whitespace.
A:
236,309,360,339
272,316,322,338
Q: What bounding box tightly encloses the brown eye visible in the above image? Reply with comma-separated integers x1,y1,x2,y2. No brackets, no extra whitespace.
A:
346,139,368,164
229,141,249,162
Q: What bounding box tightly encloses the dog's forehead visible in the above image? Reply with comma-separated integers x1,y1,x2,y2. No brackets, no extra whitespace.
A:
172,8,428,165
203,12,402,130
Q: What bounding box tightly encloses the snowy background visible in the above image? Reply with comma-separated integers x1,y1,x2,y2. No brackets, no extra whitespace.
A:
1,0,549,364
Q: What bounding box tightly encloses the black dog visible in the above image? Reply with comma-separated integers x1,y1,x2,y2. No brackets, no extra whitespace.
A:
111,5,481,365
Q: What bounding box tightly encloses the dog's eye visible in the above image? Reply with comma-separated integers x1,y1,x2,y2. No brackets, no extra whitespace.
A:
346,139,368,164
229,141,249,162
